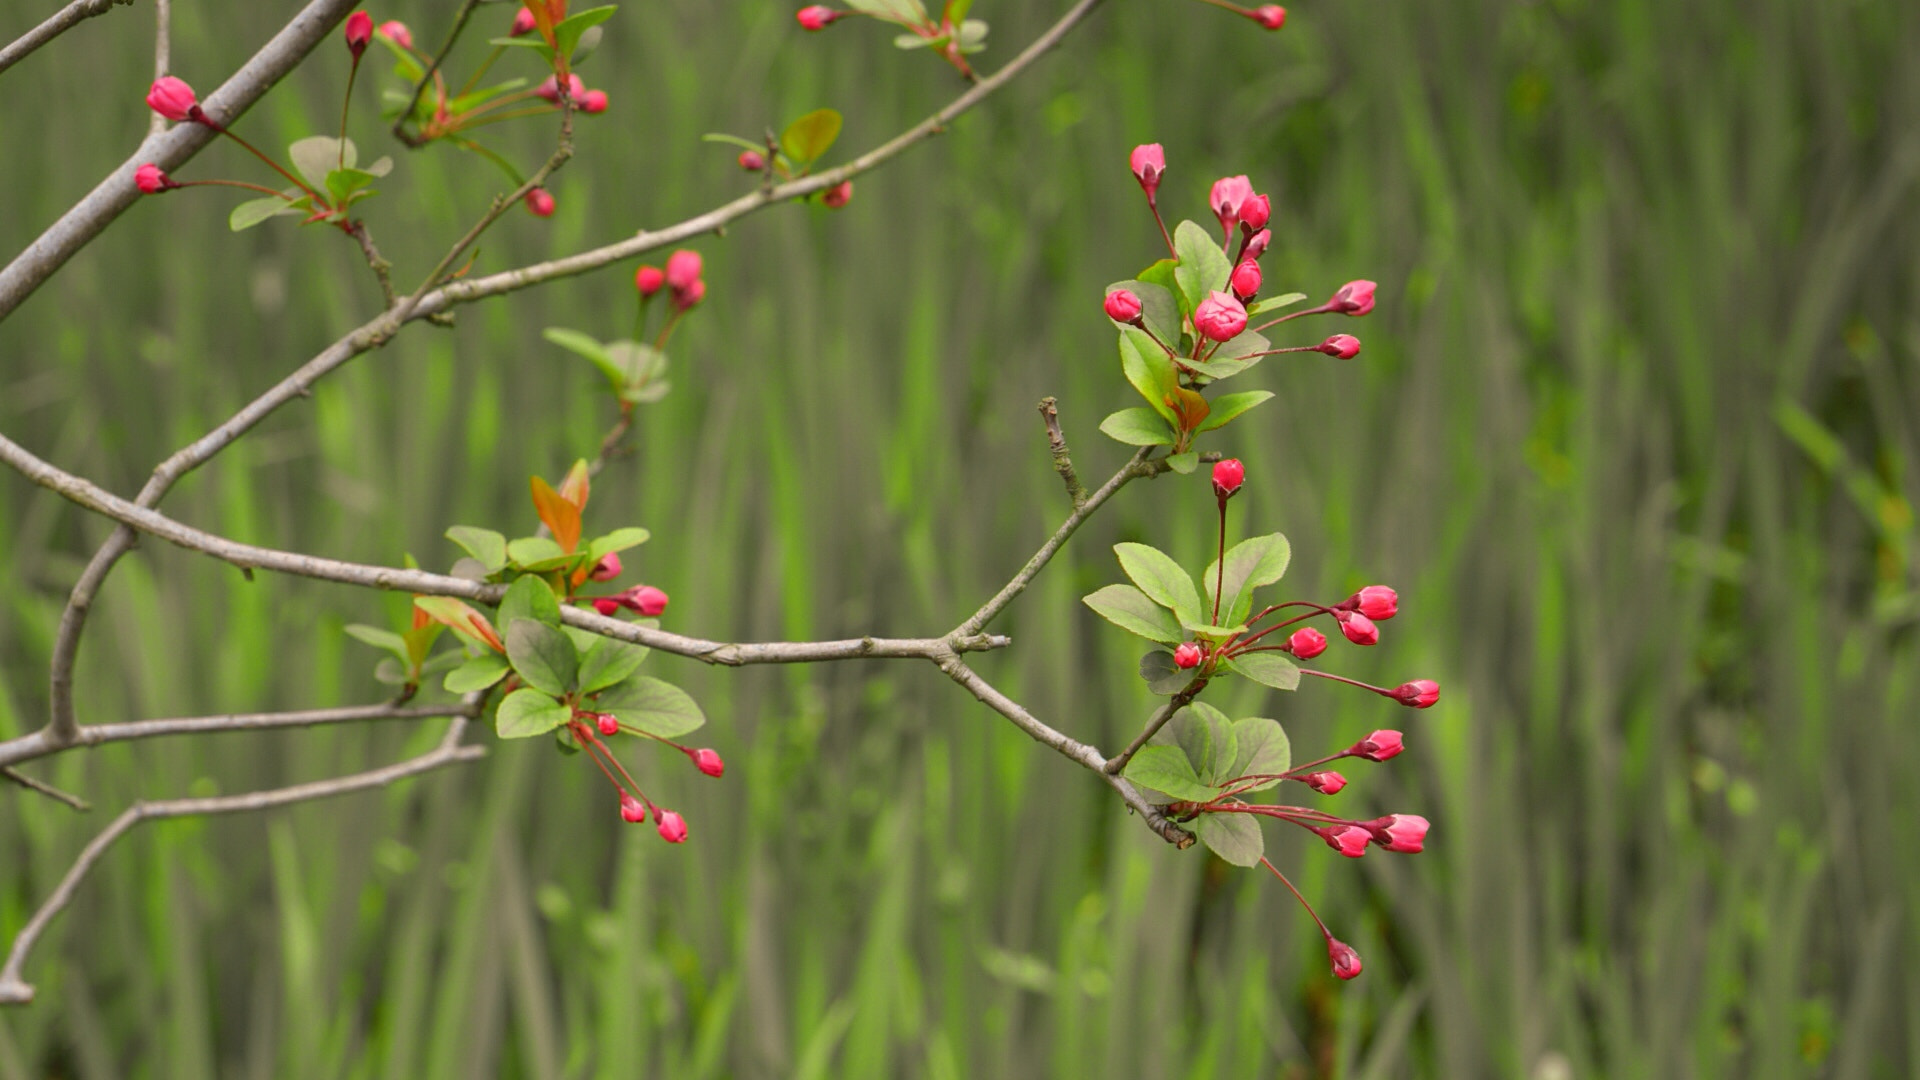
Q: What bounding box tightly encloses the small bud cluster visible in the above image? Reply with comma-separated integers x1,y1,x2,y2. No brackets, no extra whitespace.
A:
566,711,725,842
629,248,712,350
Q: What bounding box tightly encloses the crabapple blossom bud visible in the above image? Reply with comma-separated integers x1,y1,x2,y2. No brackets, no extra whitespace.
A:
377,20,411,48
822,180,853,208
1173,642,1204,669
1328,938,1363,979
589,552,622,582
1238,193,1271,232
344,11,373,58
656,810,688,843
1212,458,1245,498
1366,814,1429,853
535,74,587,104
673,279,706,312
631,585,669,617
1286,626,1327,659
597,713,620,737
1319,334,1361,359
1210,174,1253,234
146,76,198,122
1304,770,1347,795
580,89,609,114
1194,291,1249,342
1244,228,1271,260
692,748,725,777
619,792,647,823
796,5,840,31
1230,259,1262,301
525,188,556,217
1391,679,1440,709
1351,729,1404,762
592,597,621,616
1130,143,1166,199
1252,5,1287,30
135,163,173,194
1331,279,1376,316
1350,585,1398,620
738,150,766,171
665,249,703,290
1318,824,1370,858
1337,610,1378,645
511,7,537,35
634,265,665,296
1104,289,1143,324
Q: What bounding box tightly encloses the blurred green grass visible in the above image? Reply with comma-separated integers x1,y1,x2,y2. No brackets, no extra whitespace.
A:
2,0,1917,1076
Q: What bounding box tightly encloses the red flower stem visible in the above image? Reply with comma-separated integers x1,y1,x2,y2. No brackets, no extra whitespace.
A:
1260,856,1337,943
1148,197,1176,260
1213,498,1228,625
1223,345,1326,361
459,45,508,97
572,720,631,794
577,722,659,813
201,120,325,203
1138,322,1178,358
1229,602,1336,651
446,105,561,132
175,179,296,197
654,307,685,350
339,54,362,170
1300,668,1393,697
1249,302,1336,336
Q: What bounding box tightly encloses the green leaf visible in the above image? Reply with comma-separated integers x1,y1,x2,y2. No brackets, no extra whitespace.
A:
289,135,354,192
1164,451,1198,475
893,33,934,49
506,536,571,571
1225,652,1299,692
343,624,408,660
1099,408,1176,447
1185,330,1269,380
1121,745,1217,803
486,35,551,52
1183,622,1247,641
1203,532,1291,625
1247,291,1309,315
553,5,618,60
1114,543,1205,628
598,675,705,738
1138,650,1193,695
413,596,501,652
1119,327,1180,426
496,688,573,739
498,574,563,631
446,526,509,572
945,0,974,22
1196,390,1273,433
420,648,464,676
1224,717,1290,792
402,623,443,667
449,78,530,114
1137,258,1181,313
374,657,409,685
1171,702,1237,785
846,0,931,22
702,132,769,155
577,636,647,695
1173,219,1231,315
229,196,299,232
1194,813,1264,866
588,527,651,562
955,18,988,51
324,167,379,205
1106,279,1180,346
506,619,578,697
1081,584,1184,644
568,24,605,65
605,341,667,398
780,108,843,166
445,652,511,692
543,328,622,392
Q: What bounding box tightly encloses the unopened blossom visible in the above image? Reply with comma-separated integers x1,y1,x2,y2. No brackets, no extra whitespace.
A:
1391,679,1440,709
1130,143,1165,200
1331,279,1376,316
1104,289,1143,324
1287,626,1327,659
1194,291,1248,342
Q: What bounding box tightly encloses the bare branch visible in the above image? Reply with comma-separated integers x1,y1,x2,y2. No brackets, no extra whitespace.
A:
1038,397,1089,508
1102,680,1207,776
146,0,171,138
0,0,136,78
1,766,90,811
0,0,359,320
0,716,483,1006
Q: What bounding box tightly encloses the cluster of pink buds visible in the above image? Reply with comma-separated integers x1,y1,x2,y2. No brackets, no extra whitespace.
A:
792,3,978,78
628,247,711,351
564,712,722,843
579,550,669,617
534,73,610,114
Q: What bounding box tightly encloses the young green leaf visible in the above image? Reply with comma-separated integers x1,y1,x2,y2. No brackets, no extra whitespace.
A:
1223,717,1290,792
1106,280,1180,346
497,574,563,631
229,197,299,232
1082,584,1184,644
496,688,573,739
1173,220,1231,313
444,651,511,693
1138,650,1195,695
505,619,579,697
1185,329,1269,381
343,624,408,660
1099,408,1176,447
955,18,988,51
1194,813,1264,866
1164,451,1198,474
1119,328,1180,426
577,636,647,695
780,108,843,166
1203,532,1291,626
544,327,627,394
1121,745,1217,803
413,597,503,652
1171,702,1237,785
506,536,568,570
598,675,705,737
1137,258,1182,316
1225,652,1299,691
1195,390,1273,433
588,527,651,562
1182,622,1248,641
846,0,931,22
1247,291,1308,315
402,623,443,667
446,526,509,572
1114,543,1205,628
289,136,354,192
553,5,618,60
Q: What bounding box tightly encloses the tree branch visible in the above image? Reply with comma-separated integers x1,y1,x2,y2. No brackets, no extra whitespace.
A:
146,0,171,138
1038,397,1089,508
388,0,483,146
0,0,136,78
0,715,484,1007
1,766,90,811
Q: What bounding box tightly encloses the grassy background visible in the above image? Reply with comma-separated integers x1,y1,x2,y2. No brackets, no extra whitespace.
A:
3,0,1918,1075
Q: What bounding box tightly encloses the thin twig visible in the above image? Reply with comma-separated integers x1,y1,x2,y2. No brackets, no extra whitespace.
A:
0,0,137,78
1,766,90,811
1038,397,1088,508
346,220,395,306
389,0,484,147
146,0,171,139
1102,680,1207,776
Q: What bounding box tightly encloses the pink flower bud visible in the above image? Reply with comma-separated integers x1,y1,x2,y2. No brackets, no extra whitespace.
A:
1349,585,1397,620
1230,259,1262,301
1318,824,1370,858
672,279,706,312
511,7,537,36
656,810,688,843
1243,229,1271,260
1351,729,1404,762
589,552,622,582
597,713,620,737
146,76,198,122
1104,289,1143,324
525,188,556,217
135,163,173,194
1365,814,1429,853
592,597,621,616
1391,679,1440,709
1130,143,1166,199
1331,279,1376,316
535,74,587,104
1286,626,1327,660
1318,334,1361,360
620,792,648,823
630,585,669,617
1238,193,1271,232
1209,174,1254,235
738,150,766,171
345,11,374,58
692,748,725,777
1173,642,1204,669
1193,290,1249,342
1304,770,1346,795
796,5,840,31
665,249,703,291
634,265,666,296
1327,938,1363,979
1212,458,1245,497
1336,610,1378,645
1252,4,1287,30
580,89,609,114
822,180,853,208
376,20,412,49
